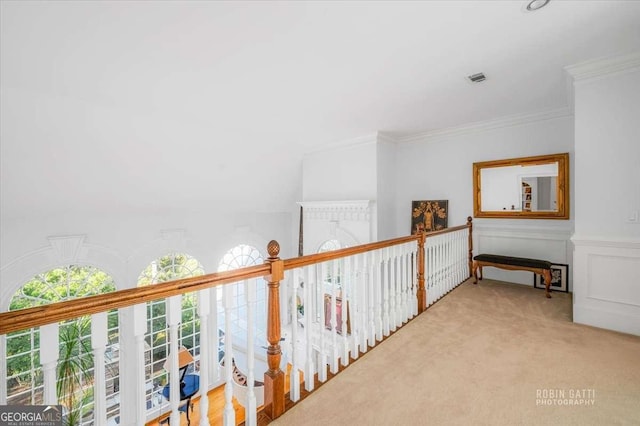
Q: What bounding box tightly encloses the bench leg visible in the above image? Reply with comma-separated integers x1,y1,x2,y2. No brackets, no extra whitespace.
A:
472,261,482,284
543,269,552,298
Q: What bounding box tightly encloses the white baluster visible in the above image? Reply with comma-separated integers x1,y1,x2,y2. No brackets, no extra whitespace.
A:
374,250,383,342
91,312,108,425
40,323,59,405
245,279,257,426
427,241,432,306
367,251,376,345
166,295,182,426
401,243,409,322
357,253,368,353
209,288,220,386
304,265,315,392
133,303,148,426
352,254,363,357
329,260,339,374
317,262,327,382
0,335,6,405
290,269,301,402
222,285,235,426
341,256,350,365
198,289,210,426
410,248,420,316
382,248,390,337
394,246,402,328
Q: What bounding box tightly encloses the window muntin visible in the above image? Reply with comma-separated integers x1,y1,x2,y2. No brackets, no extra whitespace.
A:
137,253,204,412
6,266,117,425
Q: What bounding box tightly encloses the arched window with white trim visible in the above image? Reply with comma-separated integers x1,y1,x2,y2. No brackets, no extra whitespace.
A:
5,266,118,425
137,253,204,412
217,245,267,346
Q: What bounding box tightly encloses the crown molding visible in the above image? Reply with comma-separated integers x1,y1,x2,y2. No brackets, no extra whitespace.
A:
397,107,572,144
565,51,640,83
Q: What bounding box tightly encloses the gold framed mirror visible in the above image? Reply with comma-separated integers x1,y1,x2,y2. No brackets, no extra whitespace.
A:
473,153,569,219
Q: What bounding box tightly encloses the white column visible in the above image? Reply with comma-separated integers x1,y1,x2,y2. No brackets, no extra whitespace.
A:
166,295,182,426
198,289,210,426
91,312,108,425
39,323,59,405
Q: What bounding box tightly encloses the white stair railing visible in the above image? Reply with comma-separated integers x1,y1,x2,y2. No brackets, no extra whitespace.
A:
0,219,473,426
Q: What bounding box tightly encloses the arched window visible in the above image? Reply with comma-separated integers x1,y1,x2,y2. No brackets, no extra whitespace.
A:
317,239,344,253
318,239,347,292
6,266,117,425
217,245,266,345
137,253,204,411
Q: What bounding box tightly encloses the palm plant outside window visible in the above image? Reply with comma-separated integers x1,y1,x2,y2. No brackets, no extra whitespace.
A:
5,266,117,425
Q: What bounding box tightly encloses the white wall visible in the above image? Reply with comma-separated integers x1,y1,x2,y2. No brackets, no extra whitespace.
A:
376,137,397,240
394,112,575,287
302,136,377,202
571,56,640,336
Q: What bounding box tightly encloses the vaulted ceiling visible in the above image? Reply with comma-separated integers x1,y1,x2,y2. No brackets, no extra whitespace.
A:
2,1,639,219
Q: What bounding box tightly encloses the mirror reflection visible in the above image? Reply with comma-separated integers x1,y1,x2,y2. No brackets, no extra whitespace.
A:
473,153,569,219
480,163,558,212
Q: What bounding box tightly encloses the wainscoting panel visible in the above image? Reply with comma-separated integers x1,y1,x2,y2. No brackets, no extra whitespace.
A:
573,238,640,336
474,224,573,289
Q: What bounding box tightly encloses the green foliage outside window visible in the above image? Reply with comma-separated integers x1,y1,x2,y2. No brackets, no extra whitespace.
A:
6,265,116,412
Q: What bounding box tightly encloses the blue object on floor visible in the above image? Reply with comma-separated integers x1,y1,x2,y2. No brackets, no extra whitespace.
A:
161,374,200,425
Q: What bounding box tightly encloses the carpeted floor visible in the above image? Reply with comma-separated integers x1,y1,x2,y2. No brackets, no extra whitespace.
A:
272,279,640,426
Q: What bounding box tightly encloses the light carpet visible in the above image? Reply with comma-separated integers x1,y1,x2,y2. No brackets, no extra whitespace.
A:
272,279,640,426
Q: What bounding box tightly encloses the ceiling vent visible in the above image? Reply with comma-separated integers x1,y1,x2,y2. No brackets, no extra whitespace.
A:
467,73,486,83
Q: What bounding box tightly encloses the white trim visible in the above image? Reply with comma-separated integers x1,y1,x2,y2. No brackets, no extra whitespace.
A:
573,304,640,336
565,51,640,83
571,236,640,250
474,224,573,241
396,107,572,144
298,200,372,222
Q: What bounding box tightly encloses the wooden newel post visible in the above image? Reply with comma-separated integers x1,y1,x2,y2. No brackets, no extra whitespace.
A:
264,240,285,420
467,216,473,278
417,228,427,314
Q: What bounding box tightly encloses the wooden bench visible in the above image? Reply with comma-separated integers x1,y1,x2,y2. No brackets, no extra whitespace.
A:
472,254,553,298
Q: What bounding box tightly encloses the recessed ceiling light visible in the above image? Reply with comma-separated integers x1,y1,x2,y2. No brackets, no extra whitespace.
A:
467,73,486,83
526,0,550,12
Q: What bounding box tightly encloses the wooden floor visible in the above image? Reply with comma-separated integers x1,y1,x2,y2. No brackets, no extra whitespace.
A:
145,366,297,426
145,385,246,426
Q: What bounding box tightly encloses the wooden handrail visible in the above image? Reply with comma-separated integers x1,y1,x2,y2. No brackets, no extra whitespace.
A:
0,264,269,334
0,220,472,336
283,234,419,270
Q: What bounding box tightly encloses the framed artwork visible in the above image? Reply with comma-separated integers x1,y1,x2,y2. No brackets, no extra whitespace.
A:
411,200,448,234
324,295,350,335
534,263,569,293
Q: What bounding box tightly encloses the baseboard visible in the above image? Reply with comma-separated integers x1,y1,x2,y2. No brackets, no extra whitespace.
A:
574,303,640,336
